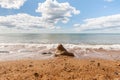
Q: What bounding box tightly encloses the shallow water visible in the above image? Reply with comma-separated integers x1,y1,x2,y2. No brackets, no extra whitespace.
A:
0,44,120,61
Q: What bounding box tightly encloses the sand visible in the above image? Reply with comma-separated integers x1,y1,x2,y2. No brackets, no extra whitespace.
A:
0,56,120,80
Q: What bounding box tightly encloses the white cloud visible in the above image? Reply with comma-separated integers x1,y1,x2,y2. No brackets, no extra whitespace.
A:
74,14,120,32
36,0,80,24
0,13,56,30
0,0,80,32
0,0,26,9
104,0,114,2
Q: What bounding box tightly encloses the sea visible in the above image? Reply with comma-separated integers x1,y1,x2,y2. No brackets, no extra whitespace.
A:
0,33,120,44
0,33,120,61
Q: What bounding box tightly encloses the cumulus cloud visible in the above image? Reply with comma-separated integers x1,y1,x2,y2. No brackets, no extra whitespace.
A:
0,13,56,30
36,0,80,24
0,0,80,31
0,0,26,9
74,14,120,32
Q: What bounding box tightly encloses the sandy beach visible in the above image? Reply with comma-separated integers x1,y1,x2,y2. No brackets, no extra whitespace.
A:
0,56,120,80
0,44,120,80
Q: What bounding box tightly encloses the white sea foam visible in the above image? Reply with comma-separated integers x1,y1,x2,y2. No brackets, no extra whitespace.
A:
0,43,120,49
0,43,120,61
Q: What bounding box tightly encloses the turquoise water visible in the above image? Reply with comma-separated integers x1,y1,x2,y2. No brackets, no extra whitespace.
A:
0,33,120,44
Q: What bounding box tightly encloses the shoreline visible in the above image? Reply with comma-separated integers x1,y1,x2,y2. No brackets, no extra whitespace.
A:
0,44,120,61
0,44,120,79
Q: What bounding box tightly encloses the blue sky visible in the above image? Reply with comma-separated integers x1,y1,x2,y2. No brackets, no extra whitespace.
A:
0,0,120,33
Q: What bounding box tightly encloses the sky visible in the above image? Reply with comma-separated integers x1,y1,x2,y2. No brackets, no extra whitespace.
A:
0,0,120,33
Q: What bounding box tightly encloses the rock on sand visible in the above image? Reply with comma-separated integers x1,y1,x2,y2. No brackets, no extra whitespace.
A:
55,44,74,57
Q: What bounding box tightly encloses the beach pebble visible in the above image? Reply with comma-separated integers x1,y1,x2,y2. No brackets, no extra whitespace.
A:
34,73,39,77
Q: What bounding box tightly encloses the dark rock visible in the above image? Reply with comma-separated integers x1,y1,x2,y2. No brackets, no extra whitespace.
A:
97,63,100,67
42,52,47,54
114,72,119,75
48,52,52,54
29,64,33,67
57,44,67,52
92,78,97,80
55,44,74,57
34,73,39,77
42,52,52,55
102,68,105,71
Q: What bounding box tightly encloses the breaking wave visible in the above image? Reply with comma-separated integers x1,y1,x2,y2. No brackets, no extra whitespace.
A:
0,43,120,61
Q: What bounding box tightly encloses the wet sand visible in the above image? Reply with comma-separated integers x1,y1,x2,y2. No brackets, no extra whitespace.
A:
0,56,120,80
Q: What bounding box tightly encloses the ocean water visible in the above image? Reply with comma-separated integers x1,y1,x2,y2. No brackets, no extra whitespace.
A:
0,33,120,44
0,33,120,61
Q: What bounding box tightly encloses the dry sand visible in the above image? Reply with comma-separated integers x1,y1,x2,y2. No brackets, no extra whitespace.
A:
0,56,120,80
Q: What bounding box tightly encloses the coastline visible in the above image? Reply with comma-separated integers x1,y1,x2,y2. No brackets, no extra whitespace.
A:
0,43,120,61
0,44,120,79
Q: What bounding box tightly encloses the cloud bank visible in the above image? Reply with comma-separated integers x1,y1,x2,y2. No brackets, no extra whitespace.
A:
0,13,57,30
74,14,120,32
36,0,80,24
0,0,26,9
0,0,80,30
